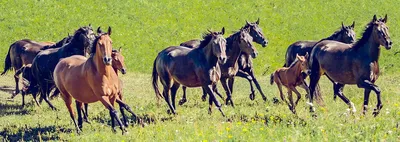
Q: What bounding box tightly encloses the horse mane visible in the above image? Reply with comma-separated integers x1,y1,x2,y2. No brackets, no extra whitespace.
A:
42,36,73,50
288,58,299,68
197,32,214,49
352,20,375,50
225,31,241,52
324,27,344,40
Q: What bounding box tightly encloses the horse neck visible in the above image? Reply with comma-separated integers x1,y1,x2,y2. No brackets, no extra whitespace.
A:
324,31,340,41
92,52,114,77
225,35,242,64
113,67,119,76
200,43,218,67
355,34,381,62
288,61,302,76
60,39,84,58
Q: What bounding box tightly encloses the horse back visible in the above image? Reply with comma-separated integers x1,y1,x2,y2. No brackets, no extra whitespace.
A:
285,40,317,66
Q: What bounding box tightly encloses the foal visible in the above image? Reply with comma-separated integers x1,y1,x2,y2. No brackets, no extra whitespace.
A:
270,54,309,114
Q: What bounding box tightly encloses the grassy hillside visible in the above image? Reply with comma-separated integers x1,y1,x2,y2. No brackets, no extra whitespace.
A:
0,0,399,75
0,0,399,141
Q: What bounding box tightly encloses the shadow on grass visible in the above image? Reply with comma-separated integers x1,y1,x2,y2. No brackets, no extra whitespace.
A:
0,102,32,116
0,85,15,95
0,125,73,141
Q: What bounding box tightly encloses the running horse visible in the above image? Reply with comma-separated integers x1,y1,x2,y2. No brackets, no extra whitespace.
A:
152,28,227,116
1,35,73,96
179,28,258,107
179,19,269,102
54,27,132,134
31,26,96,110
308,15,392,116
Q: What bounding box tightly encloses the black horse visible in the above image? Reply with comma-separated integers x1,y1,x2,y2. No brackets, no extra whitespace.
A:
30,26,96,110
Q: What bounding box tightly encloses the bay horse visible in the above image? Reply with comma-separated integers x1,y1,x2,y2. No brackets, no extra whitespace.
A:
283,22,356,102
308,15,392,116
1,35,73,95
54,27,130,134
31,26,96,110
179,28,257,107
152,28,227,116
179,19,269,103
270,54,309,114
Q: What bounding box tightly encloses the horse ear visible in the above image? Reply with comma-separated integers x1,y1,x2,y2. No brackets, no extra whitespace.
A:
296,53,300,59
97,27,102,34
373,15,377,22
221,27,225,35
246,20,250,25
118,46,122,52
305,53,309,59
341,22,345,29
256,18,260,25
108,26,112,36
89,23,92,28
383,14,388,23
351,21,355,28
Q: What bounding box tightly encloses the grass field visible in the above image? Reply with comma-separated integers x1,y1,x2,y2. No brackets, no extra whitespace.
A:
0,0,400,141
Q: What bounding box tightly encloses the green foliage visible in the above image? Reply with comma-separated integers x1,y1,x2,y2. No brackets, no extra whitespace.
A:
0,0,399,141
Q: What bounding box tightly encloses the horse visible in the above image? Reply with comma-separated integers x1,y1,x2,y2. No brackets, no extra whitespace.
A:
270,54,310,114
77,46,138,127
283,22,356,102
308,15,392,116
10,64,41,107
54,27,131,134
30,25,96,110
152,28,227,116
179,28,257,107
179,19,269,102
1,35,73,96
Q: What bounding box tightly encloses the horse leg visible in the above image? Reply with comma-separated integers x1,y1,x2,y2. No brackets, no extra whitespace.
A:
62,93,81,133
308,68,321,113
236,71,256,100
50,88,60,100
362,89,371,115
162,85,175,114
75,100,84,130
21,90,25,107
334,83,356,114
201,87,207,102
40,84,57,110
248,71,267,101
99,96,127,134
170,82,180,110
178,86,187,105
299,81,310,100
116,98,140,126
12,68,23,97
213,84,224,100
357,80,382,116
220,78,233,107
291,86,302,108
287,90,295,114
203,85,225,117
82,103,90,124
31,90,41,107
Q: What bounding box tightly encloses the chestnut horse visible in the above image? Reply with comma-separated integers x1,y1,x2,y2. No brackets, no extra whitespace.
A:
179,28,257,107
31,26,96,110
270,54,309,114
153,28,227,116
1,35,73,95
54,27,130,134
179,19,269,102
308,15,392,116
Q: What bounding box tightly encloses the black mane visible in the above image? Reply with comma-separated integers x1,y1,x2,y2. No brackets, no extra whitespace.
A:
197,32,214,49
352,20,375,50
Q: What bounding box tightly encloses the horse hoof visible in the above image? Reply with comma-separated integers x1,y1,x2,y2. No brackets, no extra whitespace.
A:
122,129,128,135
201,96,207,102
249,94,255,101
262,96,267,102
272,97,279,104
124,122,129,127
178,99,186,106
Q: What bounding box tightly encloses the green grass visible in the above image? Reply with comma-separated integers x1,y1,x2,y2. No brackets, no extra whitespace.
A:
0,0,400,141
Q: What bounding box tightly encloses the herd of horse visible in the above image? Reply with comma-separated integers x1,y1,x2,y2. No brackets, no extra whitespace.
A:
0,14,392,134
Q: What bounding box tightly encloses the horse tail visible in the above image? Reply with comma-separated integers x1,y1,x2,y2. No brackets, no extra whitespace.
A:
152,58,163,100
270,73,274,85
1,43,14,75
314,84,324,106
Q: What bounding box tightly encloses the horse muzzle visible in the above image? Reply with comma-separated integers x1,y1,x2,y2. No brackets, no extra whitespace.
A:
262,40,268,47
251,52,258,58
103,57,112,65
385,40,393,50
120,68,127,74
219,57,227,64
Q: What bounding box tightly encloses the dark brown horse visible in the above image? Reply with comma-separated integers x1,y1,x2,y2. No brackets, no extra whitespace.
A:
179,19,269,102
179,28,257,107
308,15,392,116
31,26,96,110
270,54,309,114
11,64,41,107
283,22,356,102
1,35,73,95
153,28,227,116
